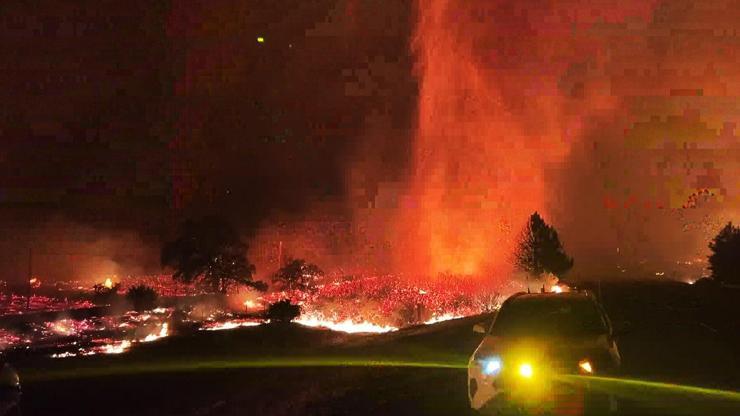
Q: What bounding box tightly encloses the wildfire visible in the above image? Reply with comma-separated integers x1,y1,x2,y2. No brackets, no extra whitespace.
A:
0,329,24,351
103,278,114,289
295,314,397,334
141,323,168,342
200,319,262,331
22,273,509,359
47,319,89,336
99,339,131,354
423,313,463,325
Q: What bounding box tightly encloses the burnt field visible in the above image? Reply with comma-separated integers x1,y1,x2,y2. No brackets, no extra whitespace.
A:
14,280,740,416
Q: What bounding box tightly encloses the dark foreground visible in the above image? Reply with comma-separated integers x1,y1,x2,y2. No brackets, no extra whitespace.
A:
14,280,740,415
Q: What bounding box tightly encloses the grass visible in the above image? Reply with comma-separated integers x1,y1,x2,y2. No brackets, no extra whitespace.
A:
14,280,740,415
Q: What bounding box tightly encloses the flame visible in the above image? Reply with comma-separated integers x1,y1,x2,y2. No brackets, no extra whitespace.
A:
99,340,131,355
51,351,77,358
579,359,593,374
397,0,565,277
141,323,168,342
295,314,397,334
200,319,262,331
423,313,463,325
396,1,660,277
48,320,76,336
103,278,114,289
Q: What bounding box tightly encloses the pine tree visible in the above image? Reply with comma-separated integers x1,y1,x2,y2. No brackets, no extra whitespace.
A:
708,222,740,285
514,212,573,278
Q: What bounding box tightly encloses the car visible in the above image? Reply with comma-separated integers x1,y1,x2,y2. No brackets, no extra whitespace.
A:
468,291,622,415
0,362,20,416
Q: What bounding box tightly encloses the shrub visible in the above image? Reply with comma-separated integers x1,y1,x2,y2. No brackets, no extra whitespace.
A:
92,283,120,305
126,285,159,311
266,300,301,323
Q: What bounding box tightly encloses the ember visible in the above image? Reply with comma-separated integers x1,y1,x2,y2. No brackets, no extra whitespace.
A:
0,293,94,315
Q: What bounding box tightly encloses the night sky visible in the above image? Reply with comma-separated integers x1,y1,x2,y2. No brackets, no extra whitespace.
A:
0,1,738,283
0,1,416,281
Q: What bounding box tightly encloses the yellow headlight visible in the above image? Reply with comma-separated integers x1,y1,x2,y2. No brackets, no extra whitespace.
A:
579,359,593,374
518,363,533,378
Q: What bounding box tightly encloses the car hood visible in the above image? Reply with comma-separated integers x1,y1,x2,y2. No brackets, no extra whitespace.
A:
480,333,610,350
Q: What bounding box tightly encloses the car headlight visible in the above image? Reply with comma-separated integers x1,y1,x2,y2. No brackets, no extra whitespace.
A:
481,356,503,376
518,362,534,378
578,359,594,374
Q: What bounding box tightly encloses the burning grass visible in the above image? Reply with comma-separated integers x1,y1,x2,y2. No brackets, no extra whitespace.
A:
262,274,512,328
0,273,516,358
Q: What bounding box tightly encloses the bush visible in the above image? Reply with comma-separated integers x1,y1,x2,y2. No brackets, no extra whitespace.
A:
266,300,301,323
126,285,159,311
92,283,120,305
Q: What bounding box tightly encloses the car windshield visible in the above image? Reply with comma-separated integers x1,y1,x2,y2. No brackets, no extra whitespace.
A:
490,296,608,337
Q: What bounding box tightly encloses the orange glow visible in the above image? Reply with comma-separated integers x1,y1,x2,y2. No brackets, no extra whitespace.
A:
423,313,463,325
394,1,662,278
295,313,397,334
103,278,114,289
200,319,262,331
579,359,593,374
99,340,131,355
141,323,169,342
398,0,579,277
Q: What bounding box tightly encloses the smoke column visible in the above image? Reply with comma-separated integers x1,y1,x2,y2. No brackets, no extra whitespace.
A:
396,1,660,277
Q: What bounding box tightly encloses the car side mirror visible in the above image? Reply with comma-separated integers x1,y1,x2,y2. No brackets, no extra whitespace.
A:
473,323,486,334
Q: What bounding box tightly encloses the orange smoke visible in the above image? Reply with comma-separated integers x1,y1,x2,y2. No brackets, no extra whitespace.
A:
397,0,659,277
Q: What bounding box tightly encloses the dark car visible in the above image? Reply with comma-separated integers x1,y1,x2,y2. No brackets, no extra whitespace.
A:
468,291,621,414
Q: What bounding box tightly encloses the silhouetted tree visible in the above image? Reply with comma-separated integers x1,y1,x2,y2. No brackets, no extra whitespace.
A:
271,258,324,291
266,300,301,323
708,222,740,285
514,212,573,278
126,285,158,311
161,216,267,294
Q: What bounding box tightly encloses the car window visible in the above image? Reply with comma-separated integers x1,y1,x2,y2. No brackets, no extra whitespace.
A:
490,297,608,337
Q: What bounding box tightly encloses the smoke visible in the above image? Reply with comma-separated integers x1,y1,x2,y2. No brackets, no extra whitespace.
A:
546,0,740,279
3,1,736,284
373,0,651,277
337,0,740,281
243,0,739,281
0,217,159,284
